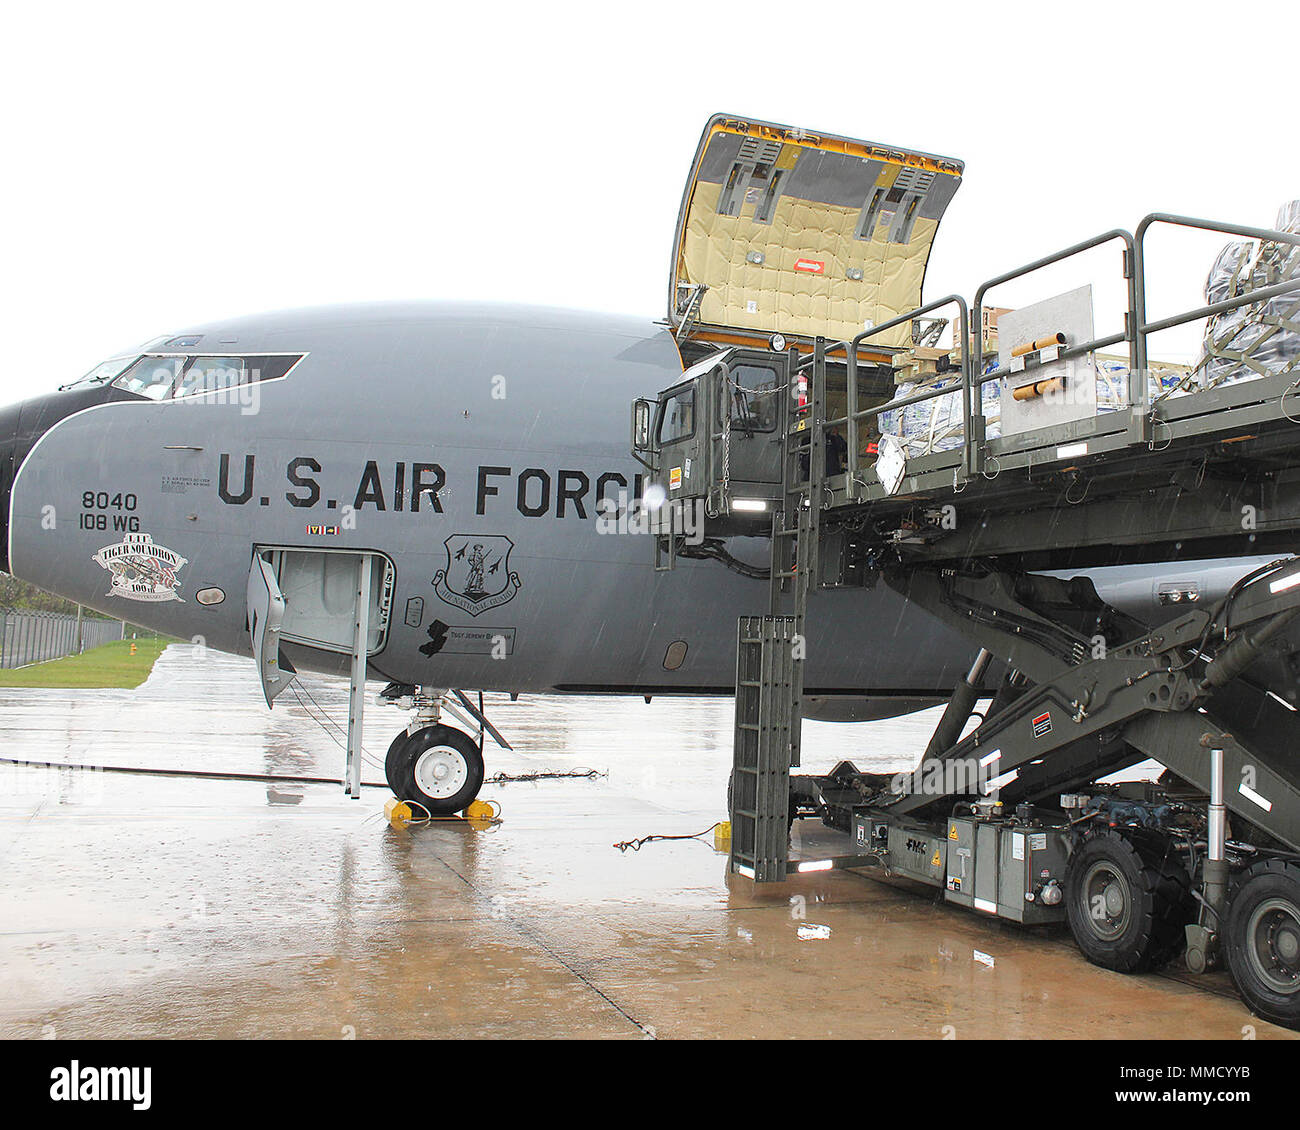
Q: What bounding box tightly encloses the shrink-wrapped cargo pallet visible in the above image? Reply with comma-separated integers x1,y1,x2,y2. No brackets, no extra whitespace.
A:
879,362,1189,458
879,368,1002,457
878,203,1298,458
1194,200,1299,390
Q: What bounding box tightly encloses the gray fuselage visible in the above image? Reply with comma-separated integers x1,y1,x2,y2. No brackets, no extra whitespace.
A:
7,302,985,704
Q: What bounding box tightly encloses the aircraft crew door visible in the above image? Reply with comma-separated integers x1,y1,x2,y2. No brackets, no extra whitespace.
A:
247,547,394,797
246,548,394,703
268,548,393,655
247,552,297,707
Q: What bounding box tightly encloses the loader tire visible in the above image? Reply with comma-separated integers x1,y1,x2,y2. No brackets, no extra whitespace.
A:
1065,829,1193,973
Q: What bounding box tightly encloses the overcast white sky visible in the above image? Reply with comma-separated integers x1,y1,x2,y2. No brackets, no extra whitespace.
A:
1,0,1294,401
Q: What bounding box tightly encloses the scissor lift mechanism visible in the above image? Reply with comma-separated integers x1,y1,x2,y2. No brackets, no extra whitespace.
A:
636,213,1300,1028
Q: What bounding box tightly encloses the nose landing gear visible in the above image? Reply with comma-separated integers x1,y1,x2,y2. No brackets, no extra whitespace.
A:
385,724,485,815
379,686,491,815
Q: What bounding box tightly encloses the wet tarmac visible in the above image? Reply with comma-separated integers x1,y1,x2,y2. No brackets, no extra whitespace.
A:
0,644,1294,1040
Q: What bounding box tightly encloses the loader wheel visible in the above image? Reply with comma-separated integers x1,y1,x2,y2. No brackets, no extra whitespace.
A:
1225,860,1300,1031
1065,829,1193,973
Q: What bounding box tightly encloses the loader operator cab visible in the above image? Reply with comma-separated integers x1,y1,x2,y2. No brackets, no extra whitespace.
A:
633,347,793,539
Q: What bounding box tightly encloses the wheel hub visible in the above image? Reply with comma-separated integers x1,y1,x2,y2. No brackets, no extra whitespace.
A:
1083,862,1131,940
413,747,469,800
1249,897,1300,995
1278,927,1300,964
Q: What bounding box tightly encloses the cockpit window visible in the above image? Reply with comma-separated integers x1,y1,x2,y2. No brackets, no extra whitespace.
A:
113,356,185,400
175,357,243,398
109,353,305,401
59,355,139,392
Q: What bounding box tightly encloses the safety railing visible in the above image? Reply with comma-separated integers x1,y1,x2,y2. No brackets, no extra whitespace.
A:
815,212,1300,498
815,295,971,497
1134,212,1300,373
0,609,124,669
972,228,1140,457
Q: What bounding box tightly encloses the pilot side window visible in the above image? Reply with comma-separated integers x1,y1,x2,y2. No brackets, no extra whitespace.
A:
112,356,185,400
658,386,695,443
721,362,779,432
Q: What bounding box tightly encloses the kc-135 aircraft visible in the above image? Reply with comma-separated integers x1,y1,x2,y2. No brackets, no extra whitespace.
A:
0,114,1269,813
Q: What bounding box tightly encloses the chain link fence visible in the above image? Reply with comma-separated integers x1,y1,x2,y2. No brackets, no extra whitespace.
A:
0,609,125,669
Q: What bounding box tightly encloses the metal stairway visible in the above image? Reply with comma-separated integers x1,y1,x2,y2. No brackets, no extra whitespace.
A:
728,343,827,880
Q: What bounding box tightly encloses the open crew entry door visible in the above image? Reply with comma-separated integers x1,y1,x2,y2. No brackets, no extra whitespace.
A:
247,552,297,708
247,548,393,796
668,115,963,348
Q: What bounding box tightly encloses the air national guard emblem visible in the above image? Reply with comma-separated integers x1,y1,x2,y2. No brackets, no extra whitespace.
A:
431,534,521,617
93,532,188,602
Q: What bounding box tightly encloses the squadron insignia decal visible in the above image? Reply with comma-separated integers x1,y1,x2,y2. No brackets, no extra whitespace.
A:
431,534,521,617
93,532,188,603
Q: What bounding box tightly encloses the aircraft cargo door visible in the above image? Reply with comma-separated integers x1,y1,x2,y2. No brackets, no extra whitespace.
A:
668,115,963,347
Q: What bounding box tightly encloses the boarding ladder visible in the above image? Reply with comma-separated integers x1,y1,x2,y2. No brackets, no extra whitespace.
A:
728,345,827,880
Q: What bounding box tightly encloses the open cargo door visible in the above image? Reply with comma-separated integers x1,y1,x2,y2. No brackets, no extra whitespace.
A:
670,115,963,349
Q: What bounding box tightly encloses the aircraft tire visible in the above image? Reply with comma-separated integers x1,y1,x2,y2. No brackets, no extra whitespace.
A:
1225,860,1300,1031
1064,829,1192,973
383,730,409,797
388,724,484,816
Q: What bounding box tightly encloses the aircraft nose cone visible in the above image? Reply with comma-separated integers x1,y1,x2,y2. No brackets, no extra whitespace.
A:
1,386,134,576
